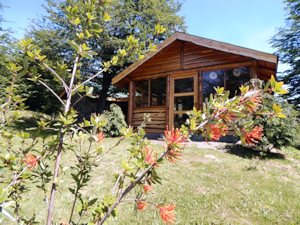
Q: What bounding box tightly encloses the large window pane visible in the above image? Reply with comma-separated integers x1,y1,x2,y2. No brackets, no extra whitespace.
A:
175,77,194,93
225,67,250,97
202,70,224,102
174,96,194,111
135,80,149,107
151,77,166,106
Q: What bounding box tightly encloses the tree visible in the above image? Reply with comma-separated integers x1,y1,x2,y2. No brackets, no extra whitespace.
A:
0,3,16,97
25,0,186,114
271,0,300,109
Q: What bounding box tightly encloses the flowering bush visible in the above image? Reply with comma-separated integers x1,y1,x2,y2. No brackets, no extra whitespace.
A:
187,76,289,150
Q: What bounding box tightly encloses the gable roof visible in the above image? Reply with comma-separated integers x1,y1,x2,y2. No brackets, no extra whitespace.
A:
112,32,278,85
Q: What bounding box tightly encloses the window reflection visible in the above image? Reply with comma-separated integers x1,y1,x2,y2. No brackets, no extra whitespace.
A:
225,67,250,97
174,114,189,128
202,67,250,101
151,77,166,106
135,80,149,107
174,96,194,111
202,70,224,101
135,77,166,107
175,77,194,93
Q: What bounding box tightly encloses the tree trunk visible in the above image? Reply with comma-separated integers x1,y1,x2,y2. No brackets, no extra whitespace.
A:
97,72,113,113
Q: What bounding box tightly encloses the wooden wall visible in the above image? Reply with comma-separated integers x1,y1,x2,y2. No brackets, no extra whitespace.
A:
132,107,166,133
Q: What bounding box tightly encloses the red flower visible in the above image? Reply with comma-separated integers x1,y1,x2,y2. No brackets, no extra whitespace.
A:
217,111,236,123
143,146,157,165
96,131,105,143
207,123,228,141
244,126,263,145
164,127,186,163
143,184,152,194
157,204,176,224
164,127,186,147
137,201,148,211
166,148,182,164
241,91,262,112
23,153,38,170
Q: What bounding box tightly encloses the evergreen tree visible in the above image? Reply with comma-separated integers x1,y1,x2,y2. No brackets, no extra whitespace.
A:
271,0,300,109
26,0,186,114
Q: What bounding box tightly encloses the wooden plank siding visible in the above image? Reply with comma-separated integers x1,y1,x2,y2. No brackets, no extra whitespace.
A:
132,108,166,133
129,40,272,80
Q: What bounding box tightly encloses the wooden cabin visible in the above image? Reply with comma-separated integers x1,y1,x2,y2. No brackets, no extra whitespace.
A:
112,32,278,133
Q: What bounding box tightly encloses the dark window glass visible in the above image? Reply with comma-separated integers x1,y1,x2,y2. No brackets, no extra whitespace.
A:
135,80,149,107
174,114,189,128
174,96,194,111
225,67,250,97
175,77,194,93
151,77,166,106
202,70,224,102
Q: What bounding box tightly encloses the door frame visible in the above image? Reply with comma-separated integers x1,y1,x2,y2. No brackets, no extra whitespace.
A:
169,71,198,128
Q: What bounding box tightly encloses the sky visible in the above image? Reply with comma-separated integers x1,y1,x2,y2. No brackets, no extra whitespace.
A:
1,0,288,71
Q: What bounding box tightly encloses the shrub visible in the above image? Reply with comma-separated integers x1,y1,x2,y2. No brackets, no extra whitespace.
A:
102,103,127,137
257,96,299,151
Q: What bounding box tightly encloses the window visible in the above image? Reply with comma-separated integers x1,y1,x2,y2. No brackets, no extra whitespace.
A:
151,77,166,106
202,67,250,102
202,70,224,101
175,77,194,93
135,77,166,107
135,80,149,107
225,67,250,97
174,96,194,111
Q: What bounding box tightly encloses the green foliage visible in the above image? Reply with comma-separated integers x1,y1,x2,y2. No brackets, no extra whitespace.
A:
24,0,186,114
256,96,299,150
102,104,127,137
271,0,300,109
0,3,17,99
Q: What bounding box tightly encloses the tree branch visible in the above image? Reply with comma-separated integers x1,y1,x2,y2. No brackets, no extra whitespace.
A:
41,62,69,93
97,150,169,225
71,68,104,93
38,80,65,106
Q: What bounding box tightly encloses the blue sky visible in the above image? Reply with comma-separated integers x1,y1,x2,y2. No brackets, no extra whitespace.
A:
1,0,287,70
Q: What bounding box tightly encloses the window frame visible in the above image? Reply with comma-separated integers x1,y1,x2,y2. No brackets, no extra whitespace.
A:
133,76,167,108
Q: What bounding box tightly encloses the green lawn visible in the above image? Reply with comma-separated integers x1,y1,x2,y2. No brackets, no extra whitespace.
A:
5,135,300,225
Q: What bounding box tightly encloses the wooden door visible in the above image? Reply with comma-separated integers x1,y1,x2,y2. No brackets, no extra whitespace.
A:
169,71,198,128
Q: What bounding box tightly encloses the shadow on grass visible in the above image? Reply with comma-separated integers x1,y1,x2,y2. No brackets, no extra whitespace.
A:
9,116,55,139
223,144,286,160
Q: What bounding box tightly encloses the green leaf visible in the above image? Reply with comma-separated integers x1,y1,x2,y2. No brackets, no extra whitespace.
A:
103,12,111,22
73,17,81,26
0,188,8,203
67,40,80,52
121,159,133,172
155,24,166,34
273,104,286,118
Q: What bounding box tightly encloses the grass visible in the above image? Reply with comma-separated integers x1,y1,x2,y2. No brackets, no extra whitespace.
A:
2,110,300,224
3,135,300,225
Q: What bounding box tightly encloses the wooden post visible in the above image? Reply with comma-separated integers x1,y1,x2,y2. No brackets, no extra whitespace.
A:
128,80,134,126
169,75,174,128
250,65,258,79
198,70,202,110
165,74,170,129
